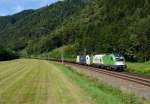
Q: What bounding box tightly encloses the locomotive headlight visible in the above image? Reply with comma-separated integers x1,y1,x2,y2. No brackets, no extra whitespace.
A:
116,61,124,65
115,57,125,65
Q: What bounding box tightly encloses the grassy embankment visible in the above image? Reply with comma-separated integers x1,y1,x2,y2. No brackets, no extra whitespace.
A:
127,61,150,76
55,63,149,104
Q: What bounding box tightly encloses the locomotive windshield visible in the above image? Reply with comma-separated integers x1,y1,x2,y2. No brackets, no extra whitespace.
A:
114,53,124,61
114,53,122,57
116,58,124,61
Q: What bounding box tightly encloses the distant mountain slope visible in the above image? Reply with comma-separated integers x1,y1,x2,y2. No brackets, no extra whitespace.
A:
0,10,34,30
0,0,149,61
0,0,89,51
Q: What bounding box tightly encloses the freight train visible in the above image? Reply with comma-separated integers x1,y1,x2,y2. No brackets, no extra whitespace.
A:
76,53,127,71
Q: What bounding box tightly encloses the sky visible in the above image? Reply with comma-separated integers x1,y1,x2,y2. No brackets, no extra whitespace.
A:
0,0,60,16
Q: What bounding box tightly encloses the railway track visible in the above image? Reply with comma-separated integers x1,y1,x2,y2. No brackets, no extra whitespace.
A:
63,61,150,87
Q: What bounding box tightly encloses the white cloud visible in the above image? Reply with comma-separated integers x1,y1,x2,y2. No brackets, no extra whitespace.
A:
14,5,23,13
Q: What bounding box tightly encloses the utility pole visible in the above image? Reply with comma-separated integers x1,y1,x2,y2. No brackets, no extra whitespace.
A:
61,46,64,64
48,54,50,60
61,9,64,64
61,21,64,64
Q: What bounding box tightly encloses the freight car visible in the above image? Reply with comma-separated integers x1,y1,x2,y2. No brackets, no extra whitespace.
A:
76,53,126,71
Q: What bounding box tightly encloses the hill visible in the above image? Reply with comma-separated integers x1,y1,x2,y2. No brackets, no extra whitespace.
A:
0,0,150,61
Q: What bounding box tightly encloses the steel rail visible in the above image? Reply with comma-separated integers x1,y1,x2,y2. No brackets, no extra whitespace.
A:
64,62,150,87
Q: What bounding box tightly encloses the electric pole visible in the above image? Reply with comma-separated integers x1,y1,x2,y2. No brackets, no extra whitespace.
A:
61,9,64,64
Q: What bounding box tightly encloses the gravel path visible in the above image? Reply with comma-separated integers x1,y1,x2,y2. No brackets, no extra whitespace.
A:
65,63,150,100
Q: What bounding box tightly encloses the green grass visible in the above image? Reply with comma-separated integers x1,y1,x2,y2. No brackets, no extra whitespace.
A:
55,63,149,104
127,61,150,76
0,59,149,104
0,59,94,104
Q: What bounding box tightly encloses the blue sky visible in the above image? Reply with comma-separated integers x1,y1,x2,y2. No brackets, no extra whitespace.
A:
0,0,61,16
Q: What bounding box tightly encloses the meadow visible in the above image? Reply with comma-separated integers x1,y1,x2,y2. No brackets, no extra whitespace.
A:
0,59,93,104
0,59,148,104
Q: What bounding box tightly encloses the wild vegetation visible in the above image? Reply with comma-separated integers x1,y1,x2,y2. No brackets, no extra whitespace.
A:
0,0,150,62
127,61,150,76
0,45,18,61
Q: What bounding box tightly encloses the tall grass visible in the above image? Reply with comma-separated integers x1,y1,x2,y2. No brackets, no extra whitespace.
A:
127,61,150,76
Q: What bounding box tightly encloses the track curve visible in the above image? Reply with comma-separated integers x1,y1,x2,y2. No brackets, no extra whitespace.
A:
63,61,150,87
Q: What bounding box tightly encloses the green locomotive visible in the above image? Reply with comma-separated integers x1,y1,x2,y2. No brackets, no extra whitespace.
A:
102,53,126,70
76,53,126,71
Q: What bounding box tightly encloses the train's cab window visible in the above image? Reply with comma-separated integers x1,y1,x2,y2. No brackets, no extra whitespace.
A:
116,58,124,61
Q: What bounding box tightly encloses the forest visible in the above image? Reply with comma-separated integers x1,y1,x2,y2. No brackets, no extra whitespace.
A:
0,0,149,61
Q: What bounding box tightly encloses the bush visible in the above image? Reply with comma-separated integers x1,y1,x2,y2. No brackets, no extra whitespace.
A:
0,46,19,61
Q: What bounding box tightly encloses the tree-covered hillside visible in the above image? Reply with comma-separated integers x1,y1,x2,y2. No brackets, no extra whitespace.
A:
0,0,88,51
0,0,149,61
